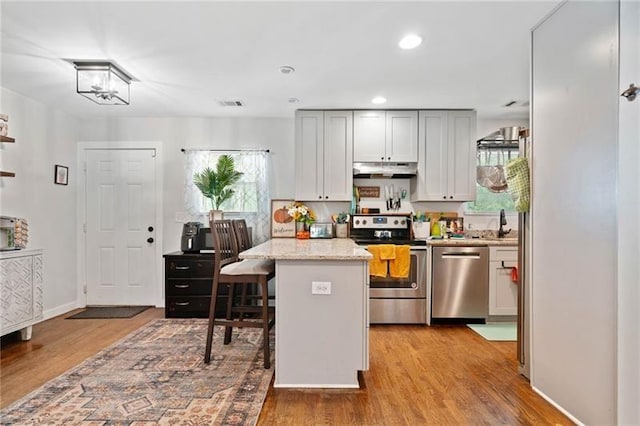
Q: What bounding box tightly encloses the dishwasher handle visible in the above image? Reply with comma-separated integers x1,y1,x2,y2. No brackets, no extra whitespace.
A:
441,252,482,259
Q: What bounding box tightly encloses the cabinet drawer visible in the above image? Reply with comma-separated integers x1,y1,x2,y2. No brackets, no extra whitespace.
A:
165,296,229,318
489,247,518,262
165,258,213,278
166,279,212,296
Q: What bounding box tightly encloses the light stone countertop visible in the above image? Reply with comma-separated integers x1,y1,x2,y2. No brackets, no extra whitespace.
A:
239,238,373,261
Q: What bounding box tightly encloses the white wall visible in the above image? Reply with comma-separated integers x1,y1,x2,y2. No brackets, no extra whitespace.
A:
0,88,80,318
77,117,295,253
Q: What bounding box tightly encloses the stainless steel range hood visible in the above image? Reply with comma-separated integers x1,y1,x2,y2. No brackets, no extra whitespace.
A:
353,162,418,178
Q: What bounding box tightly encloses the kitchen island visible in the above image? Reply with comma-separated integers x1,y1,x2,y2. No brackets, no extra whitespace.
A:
239,238,372,388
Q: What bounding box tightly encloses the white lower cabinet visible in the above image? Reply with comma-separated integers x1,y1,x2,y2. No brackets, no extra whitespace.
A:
489,246,518,316
0,249,43,340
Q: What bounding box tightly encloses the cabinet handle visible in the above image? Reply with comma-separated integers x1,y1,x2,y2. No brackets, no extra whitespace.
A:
174,284,190,289
318,195,322,199
501,261,516,269
443,196,446,199
175,301,190,306
325,196,329,199
387,157,391,160
381,157,384,160
449,196,453,199
175,266,190,270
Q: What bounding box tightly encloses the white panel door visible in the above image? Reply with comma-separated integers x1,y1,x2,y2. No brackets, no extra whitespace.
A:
86,149,157,305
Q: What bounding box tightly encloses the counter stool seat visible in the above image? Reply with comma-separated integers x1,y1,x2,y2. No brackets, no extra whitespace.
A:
204,220,275,369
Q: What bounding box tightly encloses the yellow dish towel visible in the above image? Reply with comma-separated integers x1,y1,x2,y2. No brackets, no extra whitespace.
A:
389,245,411,278
367,245,388,278
378,244,396,260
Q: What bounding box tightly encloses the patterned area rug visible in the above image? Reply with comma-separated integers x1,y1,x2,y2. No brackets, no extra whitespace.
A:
0,319,274,425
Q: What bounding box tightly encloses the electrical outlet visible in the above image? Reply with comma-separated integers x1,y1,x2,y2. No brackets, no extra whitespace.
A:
311,281,331,295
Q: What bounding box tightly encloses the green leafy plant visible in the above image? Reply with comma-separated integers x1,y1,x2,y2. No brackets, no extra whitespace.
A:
412,211,428,222
336,212,350,224
193,155,244,210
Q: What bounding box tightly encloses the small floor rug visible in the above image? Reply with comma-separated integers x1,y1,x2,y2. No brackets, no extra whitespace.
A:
66,306,152,319
467,323,517,341
0,319,274,425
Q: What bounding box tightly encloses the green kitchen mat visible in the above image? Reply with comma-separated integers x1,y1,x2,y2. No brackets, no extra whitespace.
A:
467,323,517,341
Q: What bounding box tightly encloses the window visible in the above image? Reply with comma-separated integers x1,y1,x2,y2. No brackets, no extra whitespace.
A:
184,150,271,243
465,149,516,213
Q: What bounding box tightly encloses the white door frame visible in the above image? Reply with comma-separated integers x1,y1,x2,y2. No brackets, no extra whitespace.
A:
76,141,164,308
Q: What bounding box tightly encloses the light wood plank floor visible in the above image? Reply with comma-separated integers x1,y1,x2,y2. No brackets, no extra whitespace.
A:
1,309,571,425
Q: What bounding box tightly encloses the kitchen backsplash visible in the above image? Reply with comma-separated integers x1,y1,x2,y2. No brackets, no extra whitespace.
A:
305,177,519,232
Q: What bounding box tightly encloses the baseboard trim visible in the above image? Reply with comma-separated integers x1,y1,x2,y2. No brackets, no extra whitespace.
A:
531,385,584,425
43,301,82,321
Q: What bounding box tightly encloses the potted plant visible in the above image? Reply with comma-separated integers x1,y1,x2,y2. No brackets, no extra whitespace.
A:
193,155,243,221
412,211,430,239
334,212,350,238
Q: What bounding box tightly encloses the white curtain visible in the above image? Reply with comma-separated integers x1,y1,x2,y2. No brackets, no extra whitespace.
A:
184,150,271,244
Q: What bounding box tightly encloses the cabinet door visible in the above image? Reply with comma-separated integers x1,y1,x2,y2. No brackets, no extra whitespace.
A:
0,256,34,331
323,111,353,201
411,110,448,201
386,110,418,162
295,111,324,200
353,111,386,162
447,110,477,201
489,260,518,315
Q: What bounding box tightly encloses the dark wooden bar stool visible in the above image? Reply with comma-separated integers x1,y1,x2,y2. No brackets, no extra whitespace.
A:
204,220,275,368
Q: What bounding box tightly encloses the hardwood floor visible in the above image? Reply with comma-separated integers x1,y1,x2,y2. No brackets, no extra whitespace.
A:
1,311,571,425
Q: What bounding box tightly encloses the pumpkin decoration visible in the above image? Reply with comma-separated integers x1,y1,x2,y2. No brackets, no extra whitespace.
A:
274,206,293,223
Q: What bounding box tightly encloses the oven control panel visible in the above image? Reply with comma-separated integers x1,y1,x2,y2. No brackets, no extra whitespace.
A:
351,215,409,229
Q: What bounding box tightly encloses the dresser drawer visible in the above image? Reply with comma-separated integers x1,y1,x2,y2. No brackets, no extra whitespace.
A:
166,279,212,296
165,258,214,278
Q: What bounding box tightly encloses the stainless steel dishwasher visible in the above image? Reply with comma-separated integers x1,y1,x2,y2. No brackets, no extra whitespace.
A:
431,246,489,319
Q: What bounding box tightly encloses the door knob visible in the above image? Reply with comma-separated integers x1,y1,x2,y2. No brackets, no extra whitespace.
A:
148,226,154,232
147,237,154,243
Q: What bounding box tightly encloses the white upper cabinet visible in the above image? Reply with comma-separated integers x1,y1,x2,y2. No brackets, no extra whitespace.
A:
354,110,417,162
295,110,353,201
411,110,477,201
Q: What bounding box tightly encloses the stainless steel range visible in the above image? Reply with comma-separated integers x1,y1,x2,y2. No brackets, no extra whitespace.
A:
350,214,427,324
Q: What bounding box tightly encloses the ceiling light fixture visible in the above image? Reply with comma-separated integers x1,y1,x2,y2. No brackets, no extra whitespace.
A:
73,61,132,105
279,65,295,75
398,34,423,50
371,96,387,105
288,97,300,103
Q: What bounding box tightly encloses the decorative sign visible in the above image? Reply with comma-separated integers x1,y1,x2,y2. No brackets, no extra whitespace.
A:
357,186,380,198
270,199,295,238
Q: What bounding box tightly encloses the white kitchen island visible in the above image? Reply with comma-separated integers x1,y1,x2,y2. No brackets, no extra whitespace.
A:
239,238,372,388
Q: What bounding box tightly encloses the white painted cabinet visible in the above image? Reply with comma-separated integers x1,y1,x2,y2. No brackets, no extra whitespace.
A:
410,110,477,201
1,249,43,340
353,110,417,162
489,246,518,316
295,110,353,201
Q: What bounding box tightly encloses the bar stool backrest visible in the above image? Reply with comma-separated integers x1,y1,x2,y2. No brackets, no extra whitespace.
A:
209,220,238,271
232,219,252,252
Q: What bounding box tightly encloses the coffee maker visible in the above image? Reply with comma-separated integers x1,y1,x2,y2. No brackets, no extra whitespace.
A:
180,222,213,252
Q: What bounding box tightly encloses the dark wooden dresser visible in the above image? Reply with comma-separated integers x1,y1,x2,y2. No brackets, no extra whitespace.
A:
163,252,227,318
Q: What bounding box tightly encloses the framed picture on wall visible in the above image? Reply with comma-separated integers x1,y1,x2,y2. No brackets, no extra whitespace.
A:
270,199,295,238
54,165,69,185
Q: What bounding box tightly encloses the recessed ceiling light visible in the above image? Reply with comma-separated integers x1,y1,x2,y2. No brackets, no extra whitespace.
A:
398,34,422,50
371,96,387,104
279,65,295,75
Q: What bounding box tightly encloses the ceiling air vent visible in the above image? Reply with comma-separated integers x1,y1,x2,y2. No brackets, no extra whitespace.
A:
218,100,244,107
